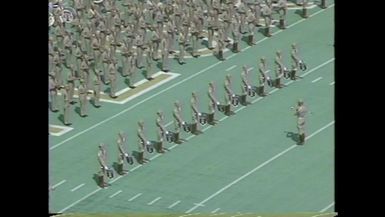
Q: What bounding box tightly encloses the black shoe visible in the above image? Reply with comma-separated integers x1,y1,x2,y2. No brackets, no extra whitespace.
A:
64,122,72,126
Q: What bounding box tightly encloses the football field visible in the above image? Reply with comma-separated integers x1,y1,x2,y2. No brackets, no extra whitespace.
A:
49,2,335,216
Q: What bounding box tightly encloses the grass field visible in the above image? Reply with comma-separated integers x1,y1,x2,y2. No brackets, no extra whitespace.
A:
49,2,335,216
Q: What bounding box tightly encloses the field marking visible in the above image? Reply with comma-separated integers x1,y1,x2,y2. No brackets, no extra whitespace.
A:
130,165,142,172
109,190,122,198
226,65,237,71
49,125,74,137
59,188,101,212
269,88,279,94
202,125,213,132
219,116,228,121
116,72,181,104
56,57,335,213
185,120,335,213
230,212,242,217
56,72,180,105
319,202,335,212
52,180,66,189
179,214,193,217
51,4,333,151
128,193,143,202
302,59,334,77
211,208,220,213
329,81,335,85
235,105,246,113
168,200,181,208
169,143,179,150
311,77,323,83
230,212,255,217
70,183,85,192
148,197,162,205
311,213,336,217
150,154,161,160
193,203,205,207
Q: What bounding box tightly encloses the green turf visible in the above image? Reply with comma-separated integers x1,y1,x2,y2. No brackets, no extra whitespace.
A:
50,2,334,214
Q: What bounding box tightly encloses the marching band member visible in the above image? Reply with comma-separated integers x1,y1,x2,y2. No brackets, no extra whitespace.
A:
190,92,203,134
258,57,273,88
261,0,273,37
116,131,132,175
290,43,307,80
241,65,257,97
275,0,288,29
294,99,308,145
137,121,151,164
97,143,112,188
274,50,287,88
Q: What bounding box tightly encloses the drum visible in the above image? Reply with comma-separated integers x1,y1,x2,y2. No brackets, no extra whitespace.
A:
146,141,154,153
106,168,114,178
198,113,208,125
299,61,307,71
182,122,191,132
266,76,273,87
165,131,175,143
247,85,256,97
125,155,134,165
231,94,239,106
61,7,76,23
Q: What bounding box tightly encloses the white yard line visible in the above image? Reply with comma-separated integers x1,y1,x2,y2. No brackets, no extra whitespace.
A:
319,202,335,212
49,125,73,137
147,197,162,205
168,200,181,209
128,193,143,202
52,180,66,189
226,65,237,71
70,183,85,192
109,190,122,198
311,77,323,83
211,208,220,213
